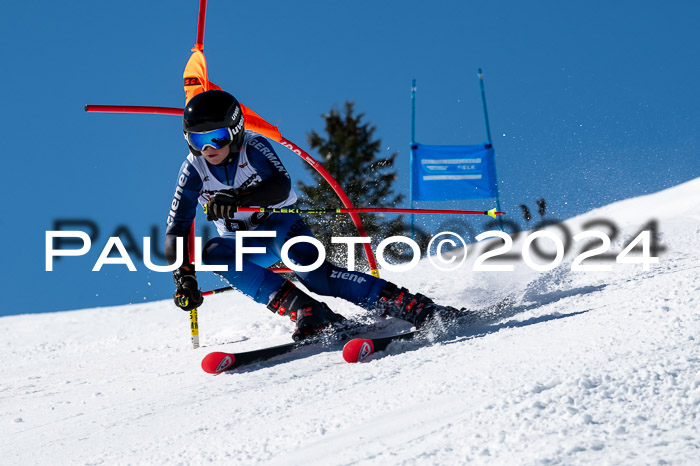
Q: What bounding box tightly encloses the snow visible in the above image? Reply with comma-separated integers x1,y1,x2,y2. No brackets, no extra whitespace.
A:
3,178,700,465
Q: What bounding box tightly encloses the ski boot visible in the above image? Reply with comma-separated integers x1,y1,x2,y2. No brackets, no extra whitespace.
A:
267,280,345,341
375,282,461,328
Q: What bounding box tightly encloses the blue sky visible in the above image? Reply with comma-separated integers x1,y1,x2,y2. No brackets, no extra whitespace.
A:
2,0,698,316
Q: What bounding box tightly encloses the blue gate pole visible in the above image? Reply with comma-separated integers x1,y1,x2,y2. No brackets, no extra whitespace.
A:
478,69,504,231
478,69,493,146
410,79,417,240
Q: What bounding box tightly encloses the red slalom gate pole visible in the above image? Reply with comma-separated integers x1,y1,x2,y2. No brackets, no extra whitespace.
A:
278,136,380,277
195,0,207,51
190,0,206,346
84,105,183,115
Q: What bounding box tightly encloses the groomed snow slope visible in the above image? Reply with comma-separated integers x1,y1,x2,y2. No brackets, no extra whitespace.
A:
2,179,699,465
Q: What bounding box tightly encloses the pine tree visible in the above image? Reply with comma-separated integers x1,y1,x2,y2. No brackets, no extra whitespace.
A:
297,101,405,269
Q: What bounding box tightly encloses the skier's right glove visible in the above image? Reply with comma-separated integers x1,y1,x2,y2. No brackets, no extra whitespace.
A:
172,265,203,311
206,188,255,221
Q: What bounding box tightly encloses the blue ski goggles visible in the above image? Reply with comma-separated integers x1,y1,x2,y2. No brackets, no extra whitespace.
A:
185,127,234,151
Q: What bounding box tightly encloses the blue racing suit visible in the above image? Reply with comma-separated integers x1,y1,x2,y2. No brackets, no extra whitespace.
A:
165,131,387,310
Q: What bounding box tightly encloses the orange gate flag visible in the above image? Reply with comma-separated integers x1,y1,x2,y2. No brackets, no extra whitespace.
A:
183,48,282,141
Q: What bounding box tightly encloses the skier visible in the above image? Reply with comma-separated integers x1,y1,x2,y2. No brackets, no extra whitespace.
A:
165,90,459,340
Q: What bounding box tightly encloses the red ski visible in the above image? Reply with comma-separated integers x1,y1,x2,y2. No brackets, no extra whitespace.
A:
202,341,304,374
342,331,417,363
342,304,489,363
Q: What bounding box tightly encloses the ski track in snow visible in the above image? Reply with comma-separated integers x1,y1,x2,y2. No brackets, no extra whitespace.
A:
2,178,699,465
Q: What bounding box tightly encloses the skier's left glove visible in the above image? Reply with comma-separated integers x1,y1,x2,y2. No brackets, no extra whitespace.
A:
172,265,203,311
206,188,253,221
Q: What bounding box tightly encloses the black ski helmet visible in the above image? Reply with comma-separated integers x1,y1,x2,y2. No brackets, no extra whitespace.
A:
183,90,245,156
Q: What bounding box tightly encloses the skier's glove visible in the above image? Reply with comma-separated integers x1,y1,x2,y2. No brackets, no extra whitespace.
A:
206,188,254,221
206,189,238,221
172,265,203,311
